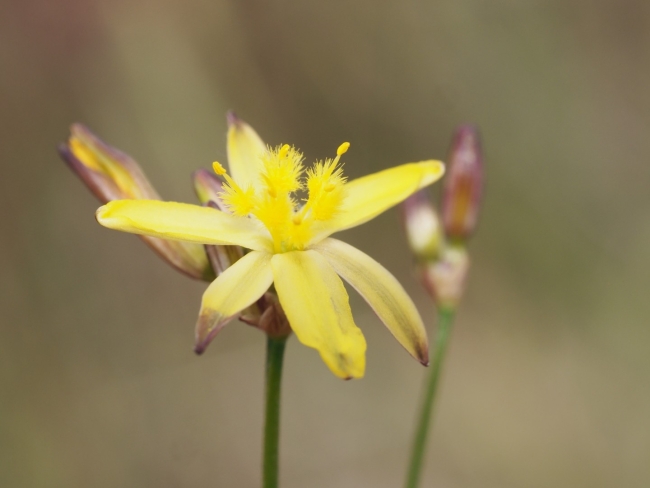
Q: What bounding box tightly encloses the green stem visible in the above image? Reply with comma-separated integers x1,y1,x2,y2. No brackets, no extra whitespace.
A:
263,336,287,488
405,307,455,488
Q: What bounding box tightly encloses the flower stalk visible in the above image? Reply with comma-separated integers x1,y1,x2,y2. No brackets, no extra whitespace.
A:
402,124,484,487
263,335,288,488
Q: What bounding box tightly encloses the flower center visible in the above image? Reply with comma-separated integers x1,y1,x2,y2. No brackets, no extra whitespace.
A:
214,142,349,252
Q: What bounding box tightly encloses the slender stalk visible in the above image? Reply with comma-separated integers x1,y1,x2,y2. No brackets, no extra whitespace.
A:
263,336,287,488
405,307,455,488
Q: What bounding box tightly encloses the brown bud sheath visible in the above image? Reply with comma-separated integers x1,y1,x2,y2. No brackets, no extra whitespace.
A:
441,125,484,242
418,246,470,310
59,124,213,281
203,201,245,276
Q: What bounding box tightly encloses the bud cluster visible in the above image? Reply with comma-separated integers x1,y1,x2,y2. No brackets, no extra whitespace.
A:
402,125,483,309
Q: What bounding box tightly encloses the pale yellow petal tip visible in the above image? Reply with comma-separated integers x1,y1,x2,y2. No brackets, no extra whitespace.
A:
95,203,112,226
322,351,366,380
418,160,446,188
95,200,130,230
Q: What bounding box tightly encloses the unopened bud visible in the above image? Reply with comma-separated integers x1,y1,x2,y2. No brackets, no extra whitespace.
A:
59,124,213,281
419,246,470,310
59,123,160,202
193,169,228,209
402,190,444,262
441,125,484,242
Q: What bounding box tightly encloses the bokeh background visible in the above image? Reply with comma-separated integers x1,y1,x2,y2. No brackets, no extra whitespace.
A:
2,1,650,487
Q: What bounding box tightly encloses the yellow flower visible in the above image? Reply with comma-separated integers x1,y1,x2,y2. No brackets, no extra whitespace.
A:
96,115,445,379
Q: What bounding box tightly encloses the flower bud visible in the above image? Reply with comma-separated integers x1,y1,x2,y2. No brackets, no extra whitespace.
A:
402,190,444,262
418,245,470,310
441,125,484,242
59,124,213,281
192,168,227,208
59,123,160,202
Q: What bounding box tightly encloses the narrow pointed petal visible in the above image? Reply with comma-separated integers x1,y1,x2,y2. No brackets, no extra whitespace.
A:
313,161,445,241
271,250,367,379
226,112,267,190
96,200,273,252
195,251,274,353
313,238,429,365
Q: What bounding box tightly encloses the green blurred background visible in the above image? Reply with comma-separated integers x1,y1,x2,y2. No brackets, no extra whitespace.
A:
2,1,649,487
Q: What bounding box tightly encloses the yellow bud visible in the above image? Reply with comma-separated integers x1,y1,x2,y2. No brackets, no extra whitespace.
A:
59,123,213,281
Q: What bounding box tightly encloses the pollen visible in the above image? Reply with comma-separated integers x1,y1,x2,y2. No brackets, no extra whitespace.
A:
259,144,304,196
213,162,255,216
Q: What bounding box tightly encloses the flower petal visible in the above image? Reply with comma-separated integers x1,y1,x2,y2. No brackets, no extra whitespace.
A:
96,200,272,252
271,250,366,379
226,112,267,190
312,161,445,241
313,238,429,364
195,251,273,353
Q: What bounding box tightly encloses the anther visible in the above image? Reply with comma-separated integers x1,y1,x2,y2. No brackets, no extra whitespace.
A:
336,142,350,156
212,161,227,175
279,144,291,159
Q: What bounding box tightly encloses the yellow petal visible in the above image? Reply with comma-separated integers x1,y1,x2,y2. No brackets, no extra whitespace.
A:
312,161,445,242
226,114,267,190
271,250,367,379
96,200,272,252
195,251,273,353
313,238,429,364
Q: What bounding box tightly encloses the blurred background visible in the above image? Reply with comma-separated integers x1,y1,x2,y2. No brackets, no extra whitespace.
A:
2,1,650,487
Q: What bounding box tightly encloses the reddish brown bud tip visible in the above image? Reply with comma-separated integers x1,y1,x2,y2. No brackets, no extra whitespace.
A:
441,125,484,242
226,110,240,128
194,310,233,355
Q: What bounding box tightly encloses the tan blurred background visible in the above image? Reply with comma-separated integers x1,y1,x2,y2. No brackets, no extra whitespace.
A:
1,1,650,487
